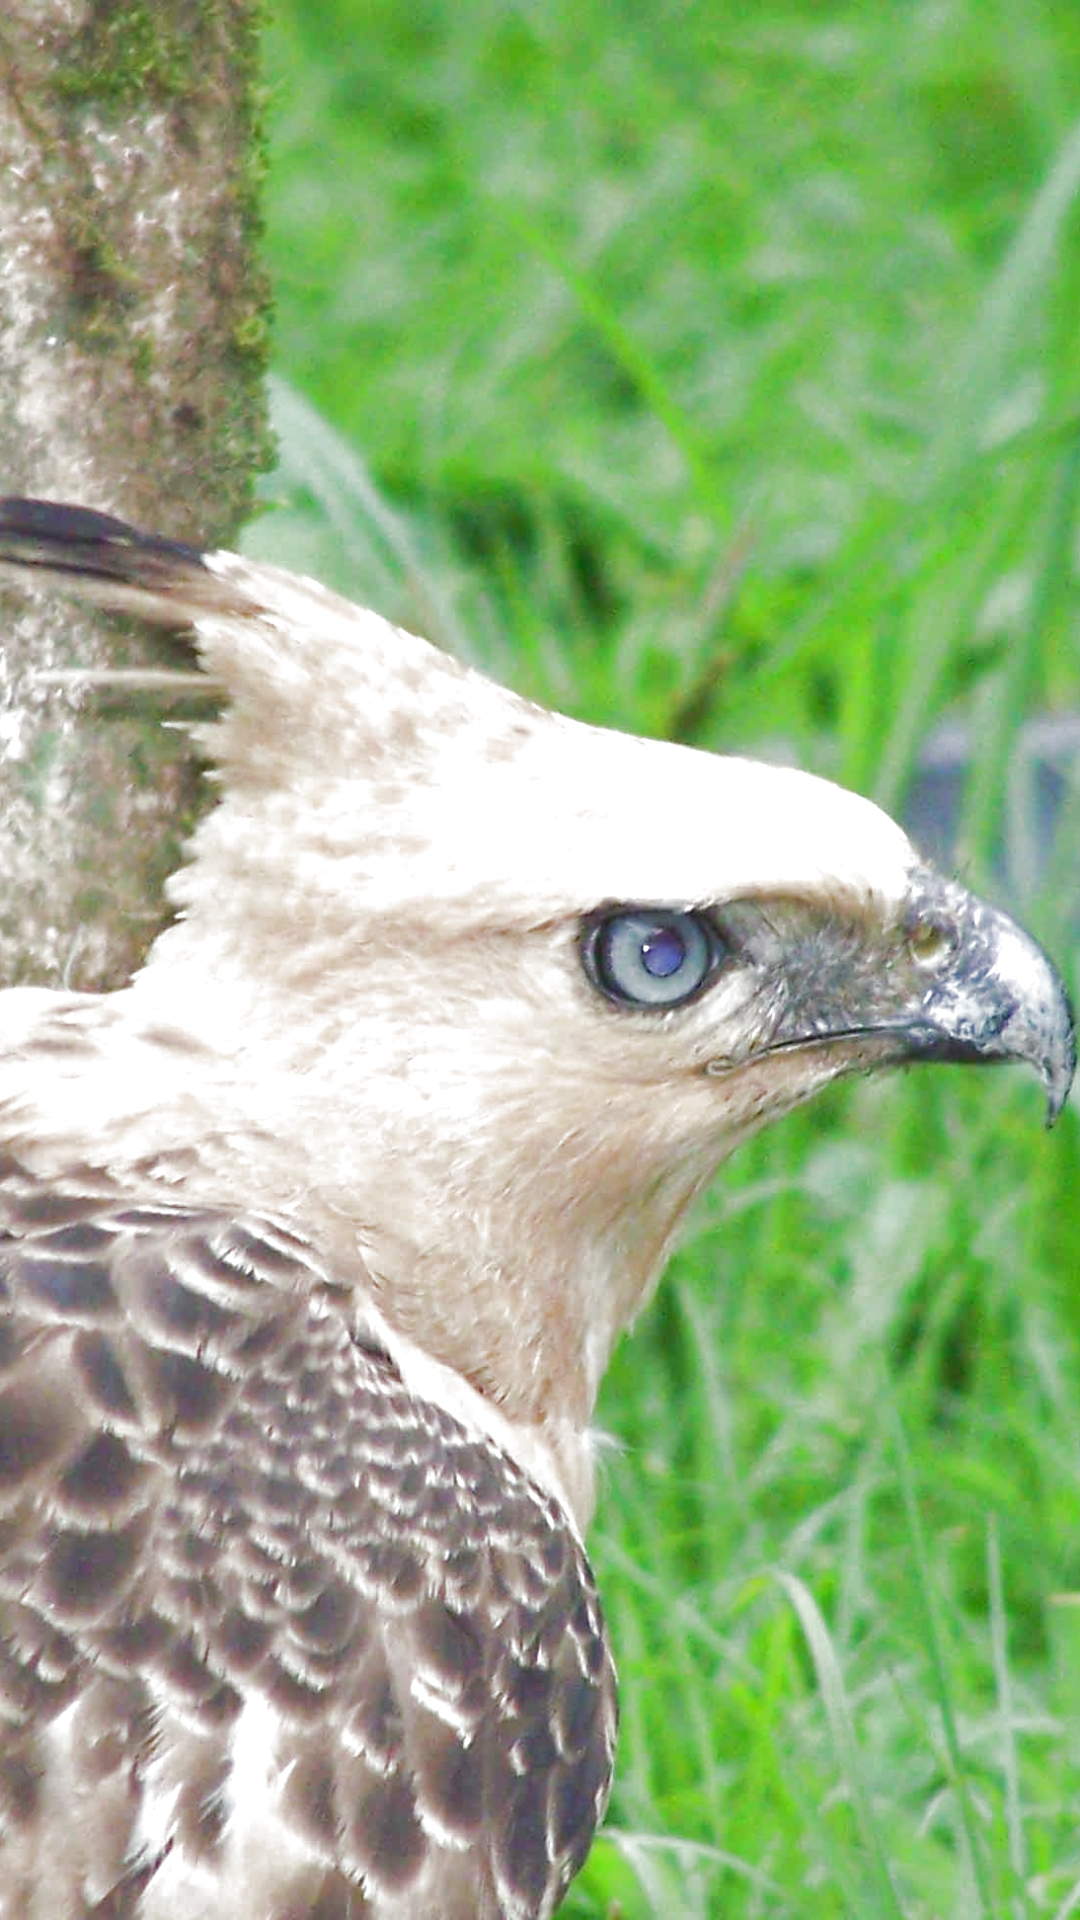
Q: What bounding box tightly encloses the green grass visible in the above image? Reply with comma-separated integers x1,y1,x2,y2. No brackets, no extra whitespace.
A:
255,4,1080,1913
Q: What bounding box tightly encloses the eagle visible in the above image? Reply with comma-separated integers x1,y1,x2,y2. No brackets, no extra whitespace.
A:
0,496,1072,1920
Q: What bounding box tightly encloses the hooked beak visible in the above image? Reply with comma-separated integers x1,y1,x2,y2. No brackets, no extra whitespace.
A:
893,890,1075,1125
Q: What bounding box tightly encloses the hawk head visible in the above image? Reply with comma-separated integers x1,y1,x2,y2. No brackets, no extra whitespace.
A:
0,499,1072,1514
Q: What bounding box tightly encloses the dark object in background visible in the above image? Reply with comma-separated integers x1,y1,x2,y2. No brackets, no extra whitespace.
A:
908,715,1080,916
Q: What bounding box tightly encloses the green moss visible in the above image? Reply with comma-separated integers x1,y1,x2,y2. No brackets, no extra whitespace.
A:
232,309,270,357
65,234,139,339
130,335,154,380
52,1,193,106
228,7,276,489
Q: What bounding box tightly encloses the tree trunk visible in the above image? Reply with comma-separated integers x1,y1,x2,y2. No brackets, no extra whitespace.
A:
0,0,270,991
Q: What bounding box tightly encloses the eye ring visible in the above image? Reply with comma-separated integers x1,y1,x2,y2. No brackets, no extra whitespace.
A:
583,906,725,1009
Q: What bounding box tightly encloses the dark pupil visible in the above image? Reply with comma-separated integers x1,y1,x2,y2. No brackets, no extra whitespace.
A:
641,927,685,978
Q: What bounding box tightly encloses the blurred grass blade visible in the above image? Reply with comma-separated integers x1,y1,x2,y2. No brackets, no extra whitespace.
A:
776,1570,906,1919
920,113,1080,502
958,427,1080,876
987,1518,1027,1906
890,1402,995,1916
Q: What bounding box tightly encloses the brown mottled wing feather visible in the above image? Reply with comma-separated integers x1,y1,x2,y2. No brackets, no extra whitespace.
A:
0,1157,616,1919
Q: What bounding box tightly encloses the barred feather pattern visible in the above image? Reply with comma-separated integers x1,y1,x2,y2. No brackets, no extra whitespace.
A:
0,1156,616,1920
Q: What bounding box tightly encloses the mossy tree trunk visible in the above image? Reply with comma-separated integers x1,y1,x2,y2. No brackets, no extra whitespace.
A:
0,0,271,991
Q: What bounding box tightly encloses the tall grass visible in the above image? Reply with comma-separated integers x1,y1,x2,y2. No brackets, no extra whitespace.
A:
256,4,1080,1912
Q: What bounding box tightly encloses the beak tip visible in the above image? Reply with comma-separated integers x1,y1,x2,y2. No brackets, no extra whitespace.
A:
1042,1033,1076,1129
904,881,1075,1126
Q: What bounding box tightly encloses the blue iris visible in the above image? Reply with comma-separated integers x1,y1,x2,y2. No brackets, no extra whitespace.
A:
587,908,722,1008
640,928,686,978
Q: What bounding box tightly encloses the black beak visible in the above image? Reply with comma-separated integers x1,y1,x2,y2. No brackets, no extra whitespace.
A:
737,876,1075,1126
896,889,1075,1125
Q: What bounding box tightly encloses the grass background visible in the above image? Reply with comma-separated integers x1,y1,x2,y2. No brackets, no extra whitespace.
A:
253,5,1080,1914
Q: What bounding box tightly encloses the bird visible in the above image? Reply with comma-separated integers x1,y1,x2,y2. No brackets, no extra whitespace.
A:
0,494,1072,1920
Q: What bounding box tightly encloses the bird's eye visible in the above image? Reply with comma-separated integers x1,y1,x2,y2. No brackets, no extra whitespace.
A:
584,908,723,1009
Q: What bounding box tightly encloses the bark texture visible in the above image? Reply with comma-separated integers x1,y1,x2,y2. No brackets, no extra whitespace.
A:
0,0,270,990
